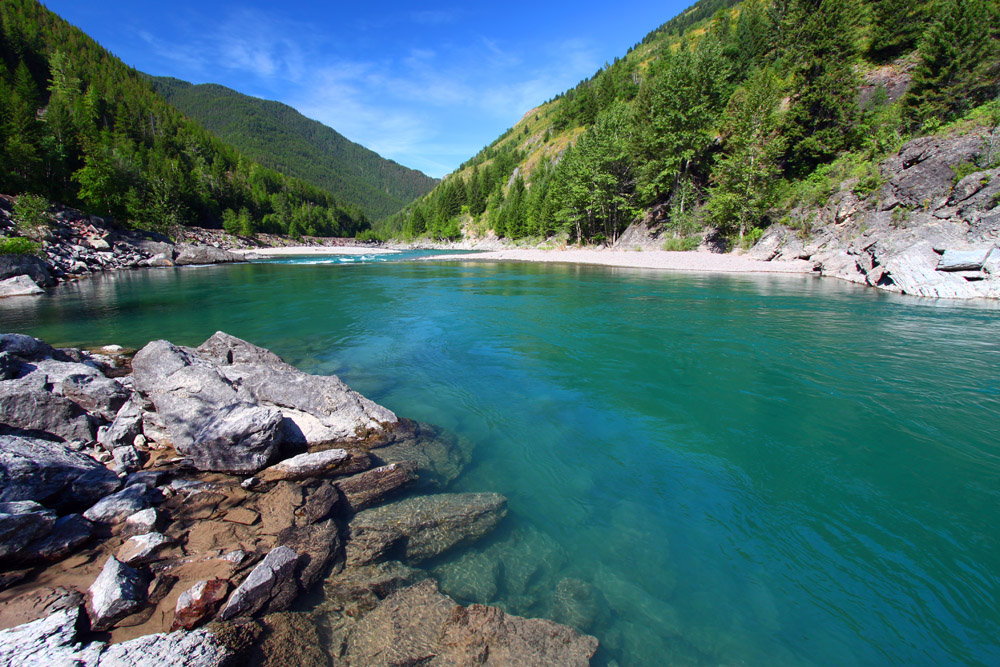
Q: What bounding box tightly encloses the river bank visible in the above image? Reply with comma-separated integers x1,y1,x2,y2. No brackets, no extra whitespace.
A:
0,332,598,665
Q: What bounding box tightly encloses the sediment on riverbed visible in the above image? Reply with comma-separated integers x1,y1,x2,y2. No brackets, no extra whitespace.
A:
0,332,598,666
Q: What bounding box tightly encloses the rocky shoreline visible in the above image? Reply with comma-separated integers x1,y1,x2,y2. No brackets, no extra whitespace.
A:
0,332,598,665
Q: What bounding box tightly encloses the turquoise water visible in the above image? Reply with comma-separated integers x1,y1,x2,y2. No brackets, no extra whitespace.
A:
3,258,1000,666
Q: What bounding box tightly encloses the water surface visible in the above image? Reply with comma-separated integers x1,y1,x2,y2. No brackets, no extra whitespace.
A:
3,259,999,666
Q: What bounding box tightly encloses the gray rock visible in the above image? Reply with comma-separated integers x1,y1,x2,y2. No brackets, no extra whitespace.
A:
61,364,132,421
87,556,149,631
131,339,284,473
0,500,56,559
937,247,994,271
0,253,55,287
256,447,357,482
0,434,120,508
116,532,174,566
112,444,143,473
173,244,241,265
217,545,301,620
0,274,44,297
340,579,598,667
276,519,343,589
121,508,160,536
0,333,57,359
83,484,163,525
345,492,507,566
17,513,94,563
371,421,470,489
98,396,145,451
0,606,103,666
0,377,95,441
98,627,233,667
0,351,16,380
197,331,398,446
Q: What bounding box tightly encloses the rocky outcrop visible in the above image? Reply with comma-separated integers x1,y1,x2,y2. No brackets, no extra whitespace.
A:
345,493,507,566
0,253,54,286
0,274,44,297
173,244,243,265
338,579,598,666
750,130,1000,299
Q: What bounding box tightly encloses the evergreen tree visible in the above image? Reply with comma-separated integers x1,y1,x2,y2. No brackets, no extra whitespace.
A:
867,0,927,61
707,69,786,241
903,0,997,124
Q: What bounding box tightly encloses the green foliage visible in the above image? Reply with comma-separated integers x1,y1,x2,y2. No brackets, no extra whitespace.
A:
12,192,49,230
662,236,700,251
904,0,998,125
0,235,40,255
0,0,368,237
867,0,927,61
707,69,786,241
150,77,437,221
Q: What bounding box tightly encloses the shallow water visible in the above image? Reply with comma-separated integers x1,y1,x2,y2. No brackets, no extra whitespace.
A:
3,258,999,666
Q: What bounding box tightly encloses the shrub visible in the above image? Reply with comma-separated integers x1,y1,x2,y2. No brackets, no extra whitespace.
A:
13,193,50,231
0,236,41,255
662,236,699,251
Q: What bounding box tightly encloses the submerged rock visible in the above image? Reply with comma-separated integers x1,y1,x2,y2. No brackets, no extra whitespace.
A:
339,579,598,666
345,492,507,566
370,421,470,489
334,461,418,514
323,560,428,618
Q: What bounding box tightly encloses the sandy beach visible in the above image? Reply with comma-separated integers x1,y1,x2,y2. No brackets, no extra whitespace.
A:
438,248,816,274
242,245,400,257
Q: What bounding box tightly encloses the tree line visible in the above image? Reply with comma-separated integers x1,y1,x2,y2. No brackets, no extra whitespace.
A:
0,0,370,238
378,0,999,246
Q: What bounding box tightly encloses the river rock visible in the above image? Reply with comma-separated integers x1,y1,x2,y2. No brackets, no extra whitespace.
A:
131,339,284,473
334,461,418,514
117,532,174,566
98,395,145,450
100,628,234,666
171,578,230,631
83,484,163,525
0,274,44,297
60,372,130,421
0,606,103,665
0,500,56,559
256,447,353,482
217,545,301,620
173,244,241,265
370,421,470,488
432,546,502,603
17,513,94,563
0,434,120,508
122,508,160,536
0,253,54,287
277,519,343,588
196,331,398,446
552,577,611,634
0,376,95,441
345,492,507,566
112,444,143,473
339,579,598,666
323,560,428,617
87,556,149,631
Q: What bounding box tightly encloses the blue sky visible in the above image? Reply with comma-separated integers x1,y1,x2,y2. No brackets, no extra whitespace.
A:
44,1,691,178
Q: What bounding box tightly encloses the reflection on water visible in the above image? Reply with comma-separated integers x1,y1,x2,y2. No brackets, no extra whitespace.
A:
4,260,1000,666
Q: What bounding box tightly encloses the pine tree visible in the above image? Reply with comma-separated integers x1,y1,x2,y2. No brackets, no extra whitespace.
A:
904,0,997,124
867,0,926,61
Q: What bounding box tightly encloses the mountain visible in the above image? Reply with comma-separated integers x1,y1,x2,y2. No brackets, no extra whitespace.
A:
0,0,368,237
375,0,998,245
149,77,438,221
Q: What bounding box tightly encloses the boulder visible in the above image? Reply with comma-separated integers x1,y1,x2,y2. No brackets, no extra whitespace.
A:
340,579,598,666
197,332,398,446
112,444,143,473
0,351,16,380
0,377,95,441
276,519,343,589
122,508,160,536
97,628,234,667
345,493,507,566
0,500,56,559
937,247,994,272
60,372,130,420
87,556,149,631
99,396,145,451
0,332,58,359
370,421,470,488
0,274,44,297
131,339,284,473
217,545,301,620
17,513,94,563
0,434,120,508
116,532,174,566
334,461,418,513
171,579,230,631
323,560,428,617
83,484,163,525
173,244,241,265
0,606,103,665
0,253,55,287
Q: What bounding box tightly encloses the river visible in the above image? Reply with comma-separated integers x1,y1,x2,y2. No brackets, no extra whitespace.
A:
3,255,999,666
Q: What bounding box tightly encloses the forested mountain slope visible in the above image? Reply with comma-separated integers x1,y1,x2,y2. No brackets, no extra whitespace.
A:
375,0,999,247
0,0,369,237
150,77,438,221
